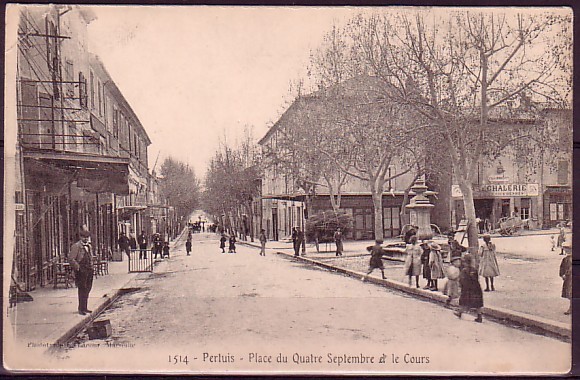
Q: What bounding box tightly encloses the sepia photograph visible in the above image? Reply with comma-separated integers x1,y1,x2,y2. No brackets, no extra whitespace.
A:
3,4,573,375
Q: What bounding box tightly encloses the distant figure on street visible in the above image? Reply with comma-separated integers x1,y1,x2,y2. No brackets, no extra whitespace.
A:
362,240,386,281
293,228,304,257
455,253,484,323
444,255,462,307
428,241,445,291
479,234,500,291
557,226,566,255
117,231,131,258
550,235,556,252
138,230,148,259
404,235,422,288
220,233,227,253
228,235,237,253
334,228,343,257
152,233,163,259
162,241,170,258
186,238,192,256
420,241,433,289
68,229,94,316
447,232,468,262
129,231,137,250
560,241,572,315
259,229,267,256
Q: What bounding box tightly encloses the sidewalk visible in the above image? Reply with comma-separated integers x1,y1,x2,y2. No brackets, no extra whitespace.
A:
241,232,572,340
6,230,188,353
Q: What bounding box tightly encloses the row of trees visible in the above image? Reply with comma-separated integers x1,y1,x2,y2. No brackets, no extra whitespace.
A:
158,157,201,223
266,9,570,249
202,129,261,241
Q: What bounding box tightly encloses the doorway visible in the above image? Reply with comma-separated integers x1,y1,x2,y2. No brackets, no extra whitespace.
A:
271,208,278,241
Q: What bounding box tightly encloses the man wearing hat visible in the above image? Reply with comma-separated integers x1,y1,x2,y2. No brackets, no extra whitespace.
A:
559,241,572,315
69,229,94,315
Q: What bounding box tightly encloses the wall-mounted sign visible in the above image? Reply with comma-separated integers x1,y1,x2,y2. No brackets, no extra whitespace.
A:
488,174,509,183
452,183,539,198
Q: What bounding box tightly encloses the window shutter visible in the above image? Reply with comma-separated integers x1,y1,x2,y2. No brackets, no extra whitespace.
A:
557,160,568,185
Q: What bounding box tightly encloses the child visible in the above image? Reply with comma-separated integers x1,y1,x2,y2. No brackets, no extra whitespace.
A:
186,238,192,256
444,256,461,307
228,235,237,253
550,235,556,252
162,241,170,258
220,234,227,253
362,240,386,281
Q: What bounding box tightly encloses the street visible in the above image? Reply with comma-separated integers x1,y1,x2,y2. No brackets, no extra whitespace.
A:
57,232,570,374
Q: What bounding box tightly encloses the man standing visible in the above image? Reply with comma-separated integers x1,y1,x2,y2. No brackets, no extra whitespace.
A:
152,233,163,259
294,228,304,257
138,230,148,259
117,231,131,259
69,229,94,315
334,227,343,257
259,229,267,256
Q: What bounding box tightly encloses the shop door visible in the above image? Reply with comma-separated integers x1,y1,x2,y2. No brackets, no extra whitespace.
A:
272,209,278,241
501,199,511,218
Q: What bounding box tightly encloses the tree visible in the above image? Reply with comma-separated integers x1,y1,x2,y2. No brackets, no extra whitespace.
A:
321,9,571,251
159,157,201,220
203,130,261,241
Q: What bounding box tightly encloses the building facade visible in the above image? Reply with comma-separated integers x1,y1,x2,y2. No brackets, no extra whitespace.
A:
12,5,154,291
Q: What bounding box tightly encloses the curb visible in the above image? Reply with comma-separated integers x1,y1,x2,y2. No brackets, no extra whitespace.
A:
239,241,571,340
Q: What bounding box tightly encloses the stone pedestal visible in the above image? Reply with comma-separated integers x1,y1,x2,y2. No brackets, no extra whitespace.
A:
405,179,434,241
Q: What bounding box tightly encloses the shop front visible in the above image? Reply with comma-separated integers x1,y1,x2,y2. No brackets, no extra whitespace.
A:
543,186,572,228
452,183,540,230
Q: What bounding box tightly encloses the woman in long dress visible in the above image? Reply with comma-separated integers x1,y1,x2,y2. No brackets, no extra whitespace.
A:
560,242,572,315
478,234,500,291
403,235,422,288
455,253,484,323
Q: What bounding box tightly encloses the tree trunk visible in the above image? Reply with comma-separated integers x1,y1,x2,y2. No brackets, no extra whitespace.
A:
458,179,480,256
371,188,384,242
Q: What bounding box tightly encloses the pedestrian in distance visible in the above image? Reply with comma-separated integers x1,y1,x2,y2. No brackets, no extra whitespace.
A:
404,235,422,288
293,227,304,257
186,238,192,256
444,256,462,307
259,229,267,256
229,234,237,253
550,235,556,252
362,239,386,281
138,230,148,259
129,232,137,251
220,233,227,253
162,241,170,258
420,241,433,289
153,233,163,259
557,226,566,255
559,241,572,315
291,227,298,255
117,231,131,259
68,229,94,316
334,227,343,257
478,234,500,291
454,253,484,323
428,241,445,291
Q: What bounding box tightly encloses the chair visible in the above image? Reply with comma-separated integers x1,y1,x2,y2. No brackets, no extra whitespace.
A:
93,251,109,277
53,258,73,289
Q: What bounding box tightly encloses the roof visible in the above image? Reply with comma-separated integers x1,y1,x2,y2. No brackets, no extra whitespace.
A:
89,54,152,146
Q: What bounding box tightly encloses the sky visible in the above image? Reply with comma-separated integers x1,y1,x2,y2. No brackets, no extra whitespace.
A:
85,6,356,177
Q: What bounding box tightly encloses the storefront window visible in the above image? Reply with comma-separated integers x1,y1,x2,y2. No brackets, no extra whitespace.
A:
520,198,531,220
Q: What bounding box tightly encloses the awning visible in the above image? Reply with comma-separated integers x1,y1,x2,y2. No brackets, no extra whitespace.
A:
23,150,131,196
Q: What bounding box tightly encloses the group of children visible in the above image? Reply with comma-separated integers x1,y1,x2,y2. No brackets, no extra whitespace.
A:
219,233,237,253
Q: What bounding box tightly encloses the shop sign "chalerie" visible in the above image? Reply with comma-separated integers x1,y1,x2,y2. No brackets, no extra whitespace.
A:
452,183,539,197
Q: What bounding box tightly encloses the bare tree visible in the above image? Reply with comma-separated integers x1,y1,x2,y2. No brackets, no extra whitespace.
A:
336,10,571,251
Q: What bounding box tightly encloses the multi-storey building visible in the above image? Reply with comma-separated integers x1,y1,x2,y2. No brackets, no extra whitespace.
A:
258,77,420,241
12,5,153,291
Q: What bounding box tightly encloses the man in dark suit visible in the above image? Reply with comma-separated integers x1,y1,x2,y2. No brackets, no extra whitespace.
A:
69,229,94,315
138,230,148,259
118,231,131,258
